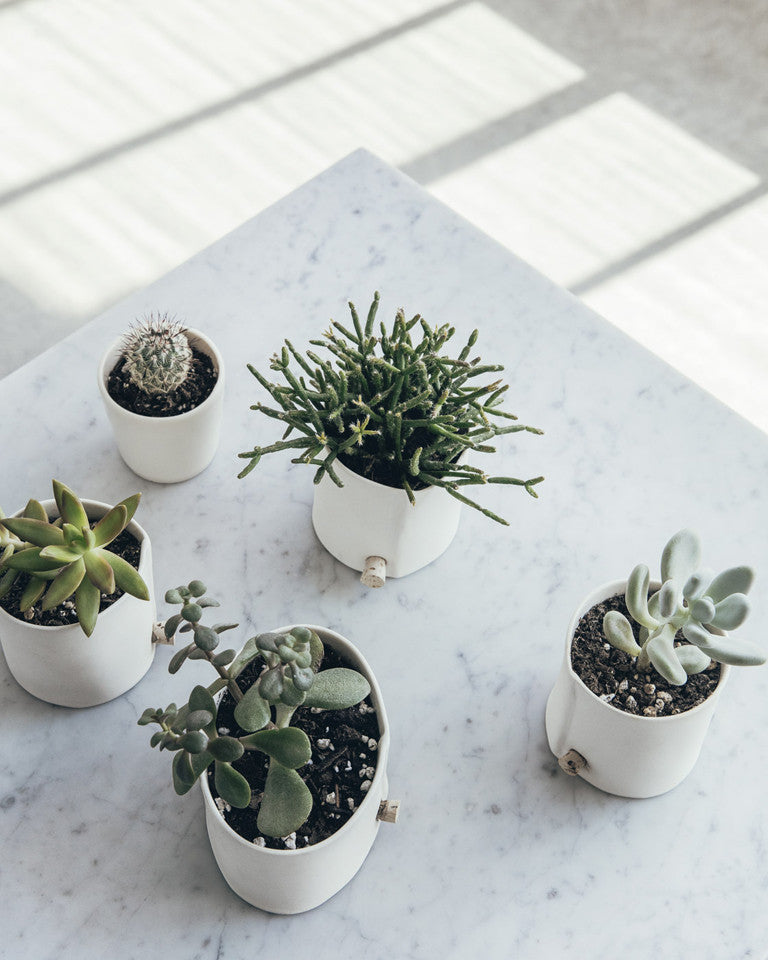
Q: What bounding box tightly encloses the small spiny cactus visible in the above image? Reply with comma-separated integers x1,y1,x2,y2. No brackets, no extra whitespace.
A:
121,313,193,395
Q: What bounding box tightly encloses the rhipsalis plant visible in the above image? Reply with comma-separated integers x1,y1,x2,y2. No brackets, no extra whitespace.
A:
139,581,372,838
0,480,149,636
121,313,193,395
237,292,544,525
603,529,766,686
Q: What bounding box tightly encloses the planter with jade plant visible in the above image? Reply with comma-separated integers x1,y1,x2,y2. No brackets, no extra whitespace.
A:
139,580,395,914
98,313,225,483
238,293,543,587
0,480,154,707
546,530,766,798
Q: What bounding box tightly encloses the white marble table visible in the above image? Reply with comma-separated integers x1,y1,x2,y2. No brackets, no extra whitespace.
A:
2,150,767,960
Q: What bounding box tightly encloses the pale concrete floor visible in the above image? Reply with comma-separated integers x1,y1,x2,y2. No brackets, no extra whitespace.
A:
0,0,766,429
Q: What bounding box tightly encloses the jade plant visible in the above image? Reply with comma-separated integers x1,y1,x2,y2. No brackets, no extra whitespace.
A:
238,292,544,524
120,313,193,395
0,480,149,636
139,581,372,838
603,529,765,685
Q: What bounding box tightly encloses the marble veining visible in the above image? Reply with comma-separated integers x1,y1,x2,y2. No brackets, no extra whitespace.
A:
1,150,767,959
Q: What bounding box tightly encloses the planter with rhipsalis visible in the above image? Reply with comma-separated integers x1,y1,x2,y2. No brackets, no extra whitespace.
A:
546,530,766,797
0,480,154,707
139,581,395,914
98,313,225,483
238,292,543,587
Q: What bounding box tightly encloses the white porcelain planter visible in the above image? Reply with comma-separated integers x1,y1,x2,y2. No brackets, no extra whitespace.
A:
0,499,156,708
201,624,391,914
312,458,461,580
545,580,729,798
98,328,225,483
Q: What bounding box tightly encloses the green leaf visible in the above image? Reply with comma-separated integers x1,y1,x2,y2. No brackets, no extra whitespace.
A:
102,550,150,600
603,610,641,656
682,623,766,667
230,636,259,678
182,603,202,622
212,649,236,667
168,645,192,674
39,545,82,564
711,594,750,631
233,683,271,732
0,568,18,599
172,751,197,794
207,736,245,762
19,576,46,612
137,707,158,726
626,564,657,629
115,493,141,526
646,627,687,685
257,761,312,837
193,624,219,652
190,750,214,779
214,761,251,808
164,613,183,638
41,558,86,611
150,731,164,747
165,588,183,604
240,727,311,769
84,549,116,594
309,630,324,670
185,709,213,731
290,663,314,691
189,684,217,718
0,517,64,547
302,668,371,710
3,547,63,573
213,622,238,634
198,597,220,608
75,575,100,636
187,580,206,597
259,666,284,701
706,566,754,603
178,730,209,753
22,499,48,522
279,678,306,708
676,645,711,675
59,485,89,530
91,505,128,547
661,529,701,585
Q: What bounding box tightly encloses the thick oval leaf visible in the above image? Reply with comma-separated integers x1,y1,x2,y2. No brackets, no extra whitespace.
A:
190,750,214,779
92,505,128,547
193,624,219,652
240,727,311,769
309,630,324,671
39,545,82,564
690,597,716,624
603,610,641,656
233,683,271,732
188,580,206,597
41,558,86,611
0,517,64,547
189,684,217,718
178,730,209,754
185,709,214,731
102,550,150,601
290,664,315,691
182,603,203,622
711,594,750,631
676,645,711,675
683,623,766,667
172,751,197,794
84,549,116,595
115,493,141,525
661,529,701,585
658,580,679,620
207,736,245,762
59,486,89,530
706,566,754,603
214,761,251,808
3,547,63,573
626,564,657,629
75,575,100,636
302,668,371,710
259,666,285,702
22,499,48,522
258,762,313,837
164,613,183,638
646,628,687,685
212,648,236,667
279,678,306,708
19,576,46,612
683,571,708,602
165,588,183,604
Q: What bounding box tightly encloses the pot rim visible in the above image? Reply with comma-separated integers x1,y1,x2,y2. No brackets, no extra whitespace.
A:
565,578,730,723
0,497,151,634
200,623,390,857
97,327,225,424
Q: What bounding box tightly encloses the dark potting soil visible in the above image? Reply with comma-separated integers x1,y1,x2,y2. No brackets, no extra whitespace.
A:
571,593,721,716
106,345,217,417
208,646,381,850
0,529,141,627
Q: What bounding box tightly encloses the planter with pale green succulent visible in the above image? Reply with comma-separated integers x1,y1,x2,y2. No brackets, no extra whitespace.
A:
0,480,155,707
546,530,766,798
139,580,394,914
98,314,224,483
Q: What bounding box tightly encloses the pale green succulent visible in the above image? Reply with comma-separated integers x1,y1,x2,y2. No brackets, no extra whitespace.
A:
139,581,372,839
0,480,149,636
121,313,193,395
603,529,765,685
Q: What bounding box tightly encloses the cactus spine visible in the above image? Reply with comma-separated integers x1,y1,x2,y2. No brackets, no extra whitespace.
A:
121,314,192,395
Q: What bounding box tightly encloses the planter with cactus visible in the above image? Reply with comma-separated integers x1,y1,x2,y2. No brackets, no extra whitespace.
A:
98,314,225,483
139,581,396,914
0,480,155,707
238,293,543,586
546,530,766,798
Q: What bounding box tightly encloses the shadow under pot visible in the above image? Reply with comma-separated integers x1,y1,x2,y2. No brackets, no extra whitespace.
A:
545,580,729,799
311,457,462,587
0,499,156,708
201,625,393,915
98,327,225,483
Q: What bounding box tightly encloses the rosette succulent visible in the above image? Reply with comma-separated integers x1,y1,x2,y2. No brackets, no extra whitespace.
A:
603,529,765,685
139,580,372,838
0,480,149,636
121,313,193,395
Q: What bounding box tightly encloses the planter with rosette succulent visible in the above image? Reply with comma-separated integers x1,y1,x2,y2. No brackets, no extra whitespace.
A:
139,580,395,914
98,313,225,483
238,293,543,587
0,480,154,707
545,530,765,798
